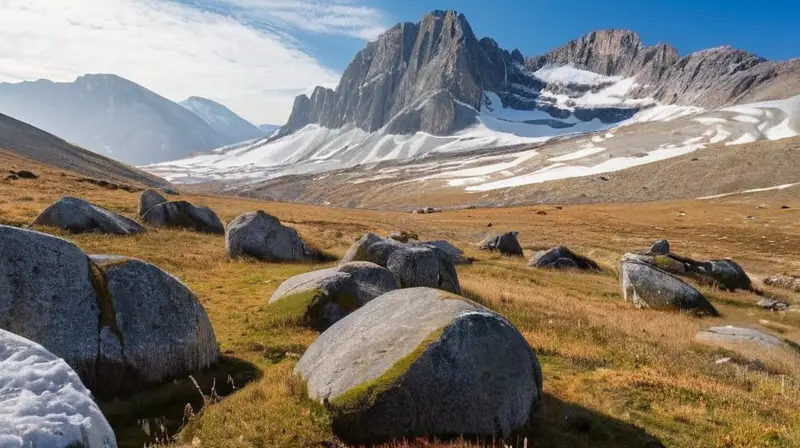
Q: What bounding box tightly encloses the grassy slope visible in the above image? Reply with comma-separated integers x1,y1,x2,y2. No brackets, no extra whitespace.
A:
1,151,800,447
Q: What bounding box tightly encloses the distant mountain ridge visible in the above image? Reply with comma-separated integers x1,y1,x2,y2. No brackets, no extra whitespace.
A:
0,75,261,165
180,96,265,144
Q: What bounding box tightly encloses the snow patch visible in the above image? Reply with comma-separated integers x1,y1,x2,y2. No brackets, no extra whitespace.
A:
533,65,622,87
697,183,800,200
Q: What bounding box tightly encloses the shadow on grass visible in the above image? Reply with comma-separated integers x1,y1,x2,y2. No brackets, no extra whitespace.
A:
101,355,262,448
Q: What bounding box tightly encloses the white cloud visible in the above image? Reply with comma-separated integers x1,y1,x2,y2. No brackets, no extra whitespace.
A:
0,0,388,123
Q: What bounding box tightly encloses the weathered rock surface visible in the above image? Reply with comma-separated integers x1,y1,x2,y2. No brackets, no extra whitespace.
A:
648,239,670,255
142,200,224,234
32,196,145,235
757,298,791,311
0,329,118,448
270,261,398,330
529,246,599,270
226,211,319,261
764,274,800,293
341,233,462,294
480,231,523,256
620,259,719,315
0,225,219,397
138,189,167,216
696,326,787,349
387,230,418,243
295,287,541,444
90,255,219,394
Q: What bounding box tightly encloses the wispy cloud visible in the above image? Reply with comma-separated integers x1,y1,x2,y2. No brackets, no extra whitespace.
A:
0,0,389,123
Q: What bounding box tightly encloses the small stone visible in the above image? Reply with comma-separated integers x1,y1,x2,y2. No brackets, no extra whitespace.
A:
599,176,610,181
536,210,547,216
781,205,790,209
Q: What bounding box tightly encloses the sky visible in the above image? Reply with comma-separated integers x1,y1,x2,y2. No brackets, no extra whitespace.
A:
0,0,798,124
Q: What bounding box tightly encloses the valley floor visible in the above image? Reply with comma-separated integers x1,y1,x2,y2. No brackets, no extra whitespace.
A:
2,150,800,447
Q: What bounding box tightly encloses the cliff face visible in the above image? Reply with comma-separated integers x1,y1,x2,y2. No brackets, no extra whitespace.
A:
278,11,800,139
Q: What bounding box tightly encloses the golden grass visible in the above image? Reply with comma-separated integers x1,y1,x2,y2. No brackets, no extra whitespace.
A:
1,151,800,447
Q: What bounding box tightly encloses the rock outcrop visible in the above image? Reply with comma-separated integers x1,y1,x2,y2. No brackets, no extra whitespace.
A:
269,261,398,330
624,252,752,291
226,211,319,261
341,233,461,294
529,246,599,270
295,287,541,444
480,231,524,256
620,259,719,315
0,329,118,448
139,189,167,216
764,274,800,293
696,326,789,350
0,225,219,397
142,200,224,234
32,196,145,235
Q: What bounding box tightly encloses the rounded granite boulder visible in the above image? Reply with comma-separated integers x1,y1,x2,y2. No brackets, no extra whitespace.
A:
620,259,719,316
295,287,541,444
32,196,145,235
269,261,398,330
529,246,599,270
0,329,117,448
479,231,523,256
226,211,319,261
142,200,224,234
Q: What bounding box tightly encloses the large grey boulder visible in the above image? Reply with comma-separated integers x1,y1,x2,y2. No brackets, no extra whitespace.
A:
142,200,224,234
529,246,599,270
295,287,541,444
0,225,219,397
226,211,319,261
90,255,219,395
623,252,751,291
340,233,461,294
0,225,101,379
620,259,719,316
32,196,145,235
270,261,398,330
138,189,167,216
695,326,788,349
0,329,118,448
479,231,523,256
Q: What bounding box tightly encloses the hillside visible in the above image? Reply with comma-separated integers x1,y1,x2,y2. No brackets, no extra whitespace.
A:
0,74,229,165
0,150,798,447
180,96,265,144
0,112,168,187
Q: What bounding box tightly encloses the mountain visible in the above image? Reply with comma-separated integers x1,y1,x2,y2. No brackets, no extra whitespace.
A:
180,96,265,143
0,74,229,165
145,10,800,201
0,112,168,187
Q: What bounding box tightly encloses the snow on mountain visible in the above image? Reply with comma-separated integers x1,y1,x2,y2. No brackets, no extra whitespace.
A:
180,96,265,144
258,124,282,136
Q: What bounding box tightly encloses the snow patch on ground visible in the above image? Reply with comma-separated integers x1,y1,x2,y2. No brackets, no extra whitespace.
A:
549,143,606,162
697,183,800,200
533,65,622,87
0,329,117,448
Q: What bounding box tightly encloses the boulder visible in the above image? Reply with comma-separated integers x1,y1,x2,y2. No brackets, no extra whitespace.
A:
295,287,541,444
529,246,599,270
270,262,398,330
10,169,38,179
757,298,791,311
387,230,418,243
142,200,224,234
90,255,219,395
648,239,670,255
764,274,800,293
341,233,462,294
0,225,219,397
32,196,145,235
226,211,319,261
696,326,787,349
623,252,751,291
620,260,719,316
419,240,471,265
480,231,523,256
0,329,117,448
138,189,167,216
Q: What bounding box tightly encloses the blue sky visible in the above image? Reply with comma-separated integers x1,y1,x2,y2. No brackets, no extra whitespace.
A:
1,0,798,124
